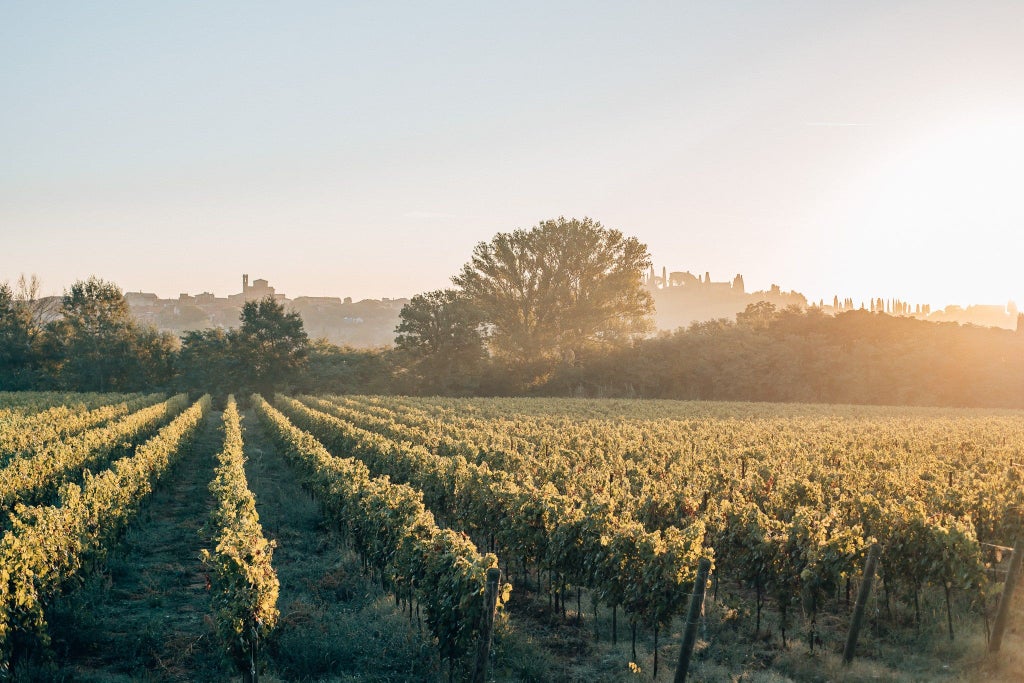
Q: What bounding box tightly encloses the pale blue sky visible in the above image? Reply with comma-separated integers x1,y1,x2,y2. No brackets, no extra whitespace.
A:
2,1,1022,306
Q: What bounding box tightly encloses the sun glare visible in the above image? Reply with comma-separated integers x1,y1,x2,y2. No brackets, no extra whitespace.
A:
830,112,1024,307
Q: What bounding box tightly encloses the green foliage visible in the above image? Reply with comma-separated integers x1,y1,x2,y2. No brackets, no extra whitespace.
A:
235,297,309,396
176,297,310,397
45,277,178,392
395,289,485,394
130,325,180,387
0,393,188,512
0,394,210,668
251,394,503,671
0,392,162,463
45,277,137,391
451,217,653,369
550,307,1024,406
615,521,707,629
0,390,1018,676
0,391,137,415
276,394,710,636
201,397,279,679
0,284,41,391
297,393,1018,657
5,273,1024,407
292,340,395,395
177,328,240,398
736,300,779,329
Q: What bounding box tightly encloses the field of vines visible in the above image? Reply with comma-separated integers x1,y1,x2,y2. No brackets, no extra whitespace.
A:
1,391,1023,681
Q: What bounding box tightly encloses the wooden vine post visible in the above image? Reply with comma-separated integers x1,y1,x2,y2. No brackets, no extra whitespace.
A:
246,625,259,683
989,538,1023,653
471,568,502,683
843,543,880,665
674,557,711,683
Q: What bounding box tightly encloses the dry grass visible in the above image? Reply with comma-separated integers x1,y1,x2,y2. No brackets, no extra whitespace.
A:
486,572,1024,682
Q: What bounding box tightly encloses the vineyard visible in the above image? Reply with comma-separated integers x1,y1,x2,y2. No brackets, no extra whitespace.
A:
1,392,1022,681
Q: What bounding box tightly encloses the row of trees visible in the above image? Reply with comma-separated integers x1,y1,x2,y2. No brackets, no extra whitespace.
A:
392,217,1024,407
395,217,654,391
393,303,1024,407
1,276,177,392
2,217,657,396
5,216,1023,407
0,277,308,396
546,303,1024,407
3,217,652,396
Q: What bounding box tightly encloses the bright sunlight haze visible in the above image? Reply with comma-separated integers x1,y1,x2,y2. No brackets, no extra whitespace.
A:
2,1,1021,307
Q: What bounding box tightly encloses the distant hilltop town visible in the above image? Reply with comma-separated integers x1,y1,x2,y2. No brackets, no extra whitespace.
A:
125,274,408,347
645,266,1020,332
645,266,807,330
120,271,1020,349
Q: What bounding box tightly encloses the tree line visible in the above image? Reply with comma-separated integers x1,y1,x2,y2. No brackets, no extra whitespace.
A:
4,216,1023,408
389,216,1024,408
390,301,1024,408
543,303,1024,408
0,276,308,398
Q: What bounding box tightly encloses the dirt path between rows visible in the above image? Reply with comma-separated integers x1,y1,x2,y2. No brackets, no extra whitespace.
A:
241,408,437,681
52,410,227,681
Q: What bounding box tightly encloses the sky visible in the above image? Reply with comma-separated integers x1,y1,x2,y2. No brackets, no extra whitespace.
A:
2,1,1022,308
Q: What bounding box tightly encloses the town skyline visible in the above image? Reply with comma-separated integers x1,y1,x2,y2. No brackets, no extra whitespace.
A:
3,226,1022,311
22,269,1007,349
14,265,1019,323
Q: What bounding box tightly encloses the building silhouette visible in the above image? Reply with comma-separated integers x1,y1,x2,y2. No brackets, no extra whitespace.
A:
645,267,805,331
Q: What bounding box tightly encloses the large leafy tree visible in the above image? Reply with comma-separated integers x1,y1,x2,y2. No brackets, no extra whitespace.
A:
46,277,177,391
0,283,40,390
452,217,653,365
46,278,131,390
235,296,309,395
394,289,485,393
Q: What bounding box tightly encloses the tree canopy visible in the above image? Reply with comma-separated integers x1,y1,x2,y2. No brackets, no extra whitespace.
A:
176,328,238,396
235,296,309,396
394,289,485,393
176,296,309,397
451,217,654,365
4,268,1023,408
45,277,177,391
0,283,38,390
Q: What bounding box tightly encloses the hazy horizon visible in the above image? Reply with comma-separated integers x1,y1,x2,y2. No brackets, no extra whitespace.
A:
5,266,1019,316
3,2,1022,308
